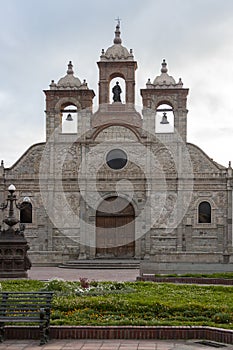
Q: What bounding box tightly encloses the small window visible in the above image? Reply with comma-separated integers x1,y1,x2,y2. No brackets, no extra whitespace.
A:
198,201,211,223
20,201,32,224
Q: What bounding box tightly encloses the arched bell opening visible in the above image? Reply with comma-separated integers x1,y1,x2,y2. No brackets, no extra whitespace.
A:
96,196,135,258
109,77,126,104
61,104,77,133
155,103,174,133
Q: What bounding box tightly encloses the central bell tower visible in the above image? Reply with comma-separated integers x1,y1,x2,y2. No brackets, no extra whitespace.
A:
92,23,142,128
97,23,137,105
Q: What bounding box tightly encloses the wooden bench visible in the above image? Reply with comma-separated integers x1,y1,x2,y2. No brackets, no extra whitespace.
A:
0,291,54,345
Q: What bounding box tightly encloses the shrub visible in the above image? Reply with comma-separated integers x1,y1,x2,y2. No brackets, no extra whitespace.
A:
212,312,232,324
40,277,77,295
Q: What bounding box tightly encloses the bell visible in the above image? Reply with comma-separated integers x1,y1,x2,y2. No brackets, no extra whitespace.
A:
160,112,169,124
66,113,73,121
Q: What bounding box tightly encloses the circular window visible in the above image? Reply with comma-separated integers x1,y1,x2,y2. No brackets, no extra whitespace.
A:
106,149,127,170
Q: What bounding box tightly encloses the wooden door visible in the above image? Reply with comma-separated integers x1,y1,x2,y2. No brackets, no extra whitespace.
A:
96,197,135,258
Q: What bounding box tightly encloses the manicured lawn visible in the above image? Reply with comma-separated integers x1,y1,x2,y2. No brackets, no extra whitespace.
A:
1,279,233,328
154,272,233,279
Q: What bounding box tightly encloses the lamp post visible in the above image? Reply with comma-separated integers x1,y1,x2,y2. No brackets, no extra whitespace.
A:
0,184,31,278
1,184,19,228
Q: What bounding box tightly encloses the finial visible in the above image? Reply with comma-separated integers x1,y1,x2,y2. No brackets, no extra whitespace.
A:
115,16,121,26
49,79,56,89
1,160,4,167
67,61,74,75
113,19,122,44
161,59,168,73
178,78,183,87
227,161,232,178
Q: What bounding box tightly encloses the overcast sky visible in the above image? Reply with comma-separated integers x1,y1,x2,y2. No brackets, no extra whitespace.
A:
0,0,233,167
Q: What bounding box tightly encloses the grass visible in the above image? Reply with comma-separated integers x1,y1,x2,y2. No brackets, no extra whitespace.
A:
154,272,233,279
0,279,233,329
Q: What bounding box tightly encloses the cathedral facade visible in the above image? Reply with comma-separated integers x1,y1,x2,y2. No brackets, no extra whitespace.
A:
0,24,232,272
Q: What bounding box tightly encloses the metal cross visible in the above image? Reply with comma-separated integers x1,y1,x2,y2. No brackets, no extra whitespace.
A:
115,17,121,26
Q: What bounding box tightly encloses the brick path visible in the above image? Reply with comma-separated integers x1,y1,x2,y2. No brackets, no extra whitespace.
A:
0,339,232,349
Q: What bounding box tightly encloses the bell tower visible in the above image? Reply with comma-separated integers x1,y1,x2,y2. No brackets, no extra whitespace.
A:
92,23,142,128
97,23,137,105
141,60,189,141
44,61,95,140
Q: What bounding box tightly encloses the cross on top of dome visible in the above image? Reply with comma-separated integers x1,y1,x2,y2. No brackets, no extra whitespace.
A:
100,22,134,61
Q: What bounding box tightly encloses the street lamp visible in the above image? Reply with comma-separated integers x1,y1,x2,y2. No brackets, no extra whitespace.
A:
1,184,19,228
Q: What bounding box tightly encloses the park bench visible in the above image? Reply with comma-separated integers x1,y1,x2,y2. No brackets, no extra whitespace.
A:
0,291,54,345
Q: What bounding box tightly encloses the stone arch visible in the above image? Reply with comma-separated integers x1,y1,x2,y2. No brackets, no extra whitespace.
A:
93,124,141,142
156,100,174,110
151,95,178,111
54,97,82,113
96,192,139,216
109,72,126,81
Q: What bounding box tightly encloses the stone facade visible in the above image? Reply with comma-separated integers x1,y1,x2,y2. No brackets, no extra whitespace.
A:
0,23,232,270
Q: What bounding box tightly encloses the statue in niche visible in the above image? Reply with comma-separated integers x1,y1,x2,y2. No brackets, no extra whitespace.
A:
112,81,122,102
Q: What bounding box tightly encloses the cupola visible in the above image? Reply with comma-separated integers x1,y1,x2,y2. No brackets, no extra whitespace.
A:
100,24,134,62
49,61,89,90
146,60,183,88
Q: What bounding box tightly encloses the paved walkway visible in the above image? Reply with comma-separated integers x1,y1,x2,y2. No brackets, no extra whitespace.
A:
0,339,232,349
27,266,139,282
1,267,232,349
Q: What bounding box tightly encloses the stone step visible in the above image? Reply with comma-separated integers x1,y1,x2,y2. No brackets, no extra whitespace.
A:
59,259,140,269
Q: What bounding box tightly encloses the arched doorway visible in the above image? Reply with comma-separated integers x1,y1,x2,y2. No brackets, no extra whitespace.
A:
96,197,135,258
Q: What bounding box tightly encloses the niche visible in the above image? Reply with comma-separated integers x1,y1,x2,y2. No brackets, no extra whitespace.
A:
109,77,126,104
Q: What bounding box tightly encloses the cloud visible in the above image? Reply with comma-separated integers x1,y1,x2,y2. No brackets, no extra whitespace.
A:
0,0,232,167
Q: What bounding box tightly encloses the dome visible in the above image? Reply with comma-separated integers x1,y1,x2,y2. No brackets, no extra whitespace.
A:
105,44,132,60
100,24,134,61
57,61,81,89
153,60,179,87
